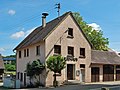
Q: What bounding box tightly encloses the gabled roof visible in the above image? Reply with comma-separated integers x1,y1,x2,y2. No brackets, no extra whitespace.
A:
14,11,92,50
91,50,120,65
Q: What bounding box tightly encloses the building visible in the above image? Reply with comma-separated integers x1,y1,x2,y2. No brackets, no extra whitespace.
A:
0,54,4,80
13,11,120,87
3,57,16,65
91,50,120,82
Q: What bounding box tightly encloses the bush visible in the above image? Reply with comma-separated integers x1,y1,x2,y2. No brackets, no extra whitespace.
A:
5,64,16,71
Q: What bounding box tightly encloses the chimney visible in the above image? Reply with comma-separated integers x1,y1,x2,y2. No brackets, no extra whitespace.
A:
42,12,49,28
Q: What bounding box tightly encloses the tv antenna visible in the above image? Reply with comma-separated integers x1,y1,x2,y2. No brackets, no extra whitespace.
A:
55,3,60,17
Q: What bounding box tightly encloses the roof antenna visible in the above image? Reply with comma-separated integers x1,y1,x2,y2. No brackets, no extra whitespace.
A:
55,3,60,18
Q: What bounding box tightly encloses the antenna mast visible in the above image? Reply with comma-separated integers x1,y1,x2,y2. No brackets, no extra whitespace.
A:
55,3,60,17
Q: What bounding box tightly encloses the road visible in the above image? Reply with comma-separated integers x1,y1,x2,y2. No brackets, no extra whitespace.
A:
18,84,120,90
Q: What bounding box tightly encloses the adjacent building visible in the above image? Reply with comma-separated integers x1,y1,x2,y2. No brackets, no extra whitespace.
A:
13,11,120,87
3,57,16,65
0,54,4,80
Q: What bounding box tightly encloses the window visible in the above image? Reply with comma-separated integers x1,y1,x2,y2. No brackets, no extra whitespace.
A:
19,51,21,58
80,48,85,57
54,45,61,55
68,28,73,36
27,49,29,57
80,64,85,68
24,49,26,57
68,46,74,56
36,45,40,55
20,73,23,82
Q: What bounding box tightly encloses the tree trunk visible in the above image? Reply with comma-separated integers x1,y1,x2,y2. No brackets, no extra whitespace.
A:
53,73,57,87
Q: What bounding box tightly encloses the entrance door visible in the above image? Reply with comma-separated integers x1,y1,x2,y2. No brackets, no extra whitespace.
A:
103,65,114,81
116,65,120,81
67,64,75,80
91,67,99,82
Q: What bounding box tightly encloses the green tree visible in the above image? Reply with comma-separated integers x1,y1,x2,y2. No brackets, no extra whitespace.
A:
5,64,16,71
26,62,34,86
31,59,45,85
46,55,66,87
26,59,45,87
73,12,109,51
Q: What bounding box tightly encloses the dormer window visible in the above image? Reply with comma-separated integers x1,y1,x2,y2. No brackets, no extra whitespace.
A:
67,28,74,38
54,45,61,55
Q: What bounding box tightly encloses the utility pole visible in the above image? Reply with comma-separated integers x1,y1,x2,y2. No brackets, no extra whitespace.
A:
55,3,60,17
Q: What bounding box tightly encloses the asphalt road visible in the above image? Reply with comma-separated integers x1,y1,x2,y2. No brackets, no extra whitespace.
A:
17,84,120,90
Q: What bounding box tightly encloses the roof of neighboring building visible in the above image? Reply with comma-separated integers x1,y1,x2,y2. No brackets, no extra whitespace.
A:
3,57,16,61
91,50,120,65
14,11,92,50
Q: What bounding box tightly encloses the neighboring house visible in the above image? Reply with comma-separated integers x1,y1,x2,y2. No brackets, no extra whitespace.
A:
13,11,120,87
0,54,4,80
3,57,16,65
91,50,120,82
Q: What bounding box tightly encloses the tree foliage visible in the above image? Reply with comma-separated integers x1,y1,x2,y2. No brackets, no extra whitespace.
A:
73,12,109,51
5,64,16,71
26,59,45,87
46,55,66,87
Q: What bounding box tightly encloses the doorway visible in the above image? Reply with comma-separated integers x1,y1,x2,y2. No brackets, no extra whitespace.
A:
67,64,75,80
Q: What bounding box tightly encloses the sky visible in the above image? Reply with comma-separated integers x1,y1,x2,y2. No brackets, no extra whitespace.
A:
0,0,120,56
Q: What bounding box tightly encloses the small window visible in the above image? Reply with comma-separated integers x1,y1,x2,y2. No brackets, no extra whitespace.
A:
36,45,40,55
27,49,29,57
19,51,21,58
54,45,61,55
24,49,26,57
68,46,74,56
80,48,85,58
20,73,23,82
80,64,85,68
68,28,73,36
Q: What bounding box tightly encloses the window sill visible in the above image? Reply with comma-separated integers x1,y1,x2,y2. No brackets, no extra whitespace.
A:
53,53,61,56
79,55,86,58
67,35,74,39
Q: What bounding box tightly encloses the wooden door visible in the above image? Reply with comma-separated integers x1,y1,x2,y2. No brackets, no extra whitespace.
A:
91,67,99,82
67,64,74,80
116,65,120,81
103,65,114,81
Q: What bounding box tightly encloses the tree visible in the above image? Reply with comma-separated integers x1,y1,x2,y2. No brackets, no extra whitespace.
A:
26,59,45,87
73,12,109,51
46,55,66,87
31,59,45,85
5,64,16,71
26,62,34,86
